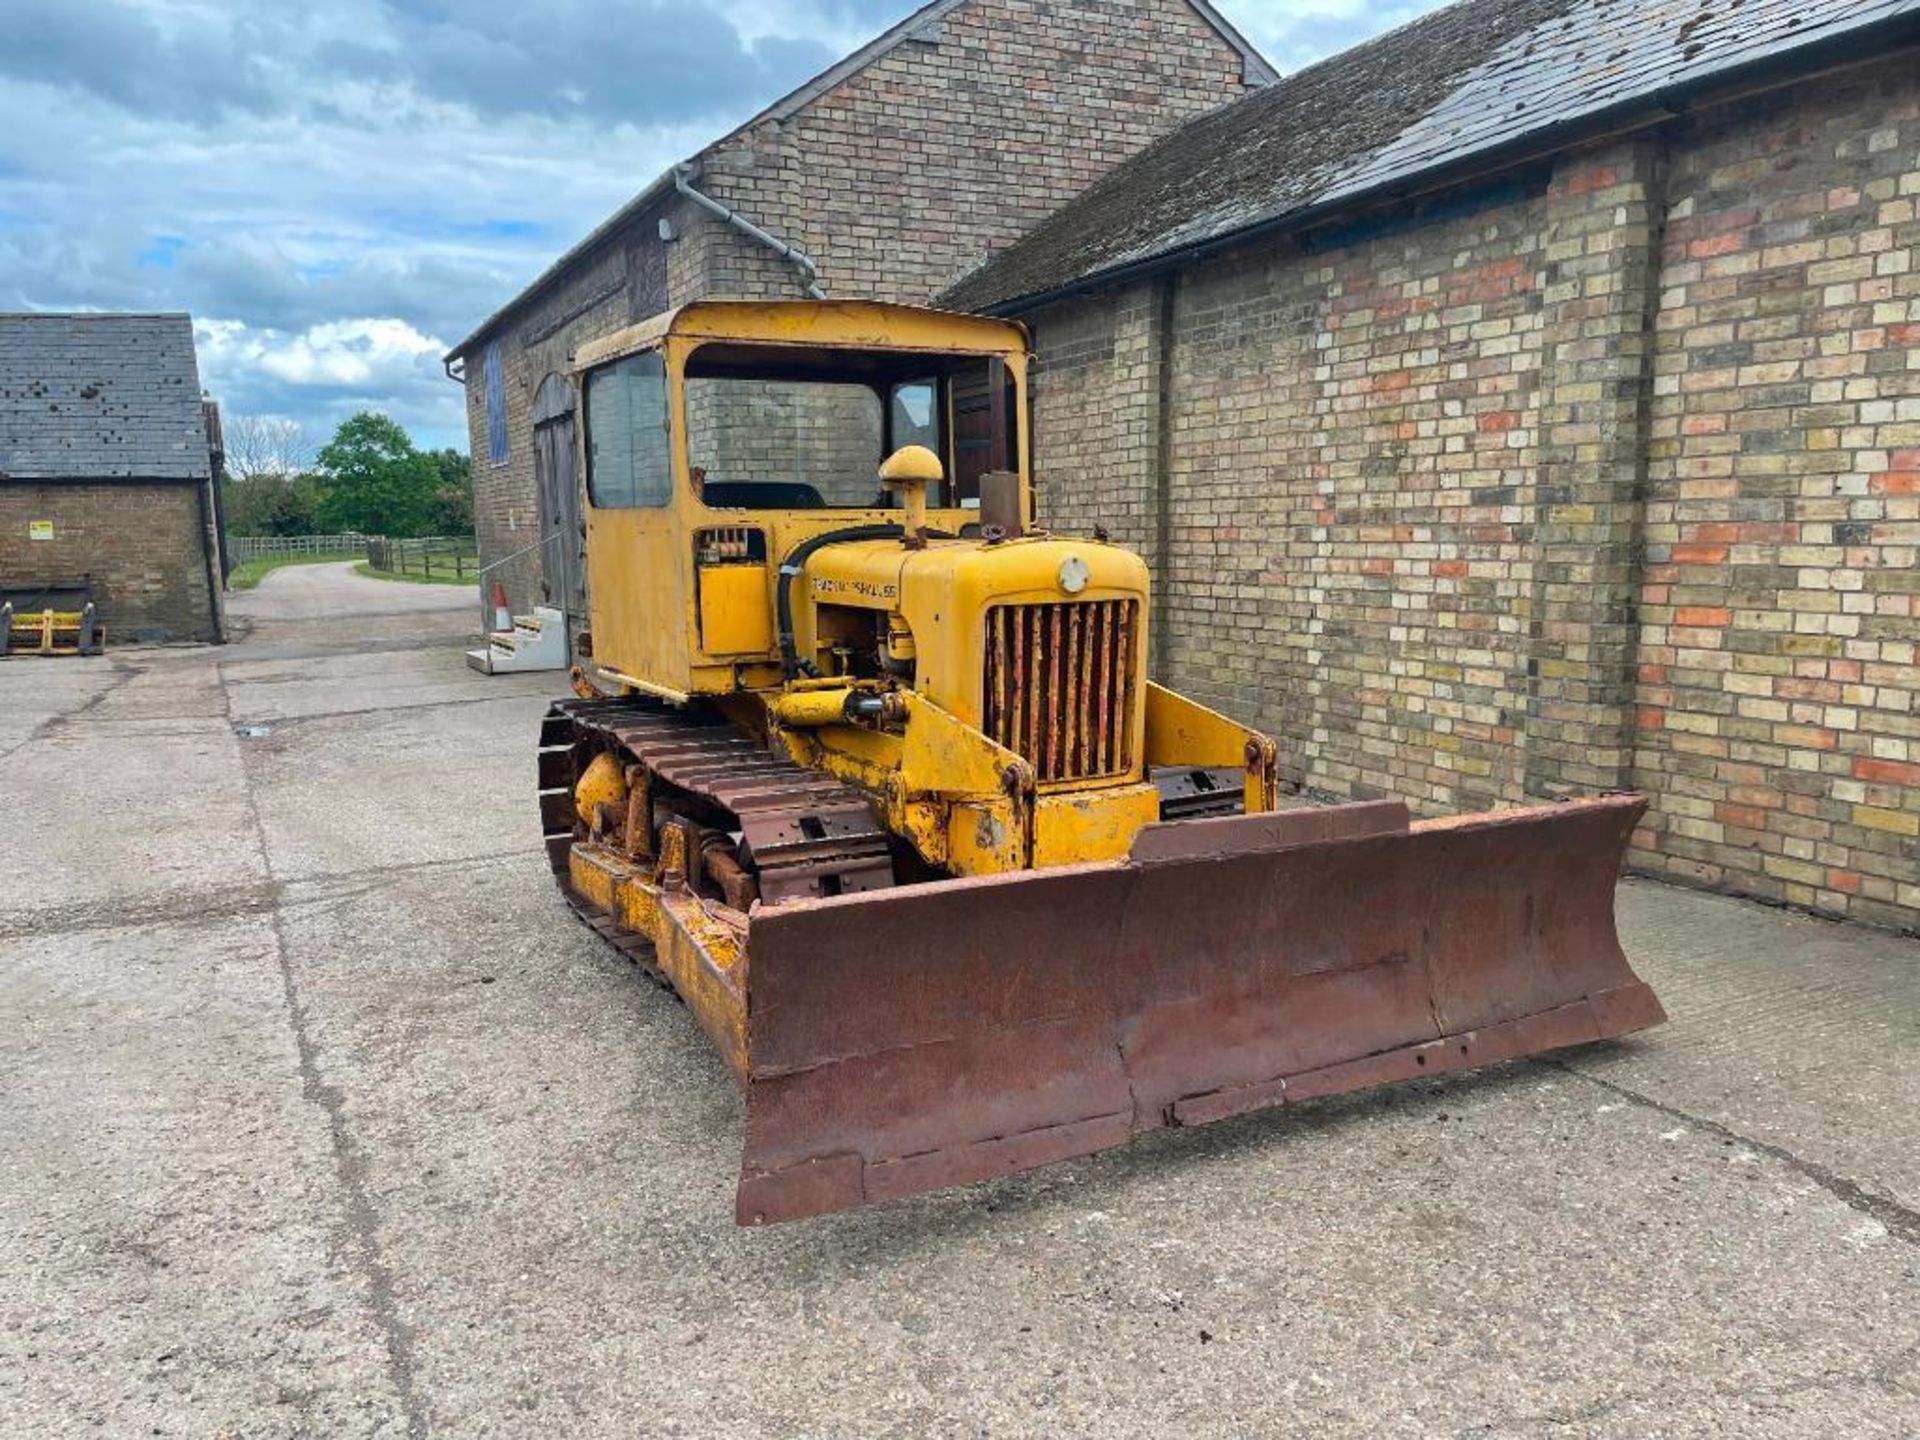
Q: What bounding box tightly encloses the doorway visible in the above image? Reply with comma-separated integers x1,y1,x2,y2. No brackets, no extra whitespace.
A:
532,373,585,631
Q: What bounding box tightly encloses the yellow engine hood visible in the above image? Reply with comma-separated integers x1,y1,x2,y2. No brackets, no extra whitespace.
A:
804,534,1149,731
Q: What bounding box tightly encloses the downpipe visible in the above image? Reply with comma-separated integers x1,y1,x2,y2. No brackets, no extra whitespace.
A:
674,164,827,299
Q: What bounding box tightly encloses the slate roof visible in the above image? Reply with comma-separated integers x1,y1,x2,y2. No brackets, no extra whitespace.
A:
1,313,212,482
449,0,1274,358
944,0,1920,313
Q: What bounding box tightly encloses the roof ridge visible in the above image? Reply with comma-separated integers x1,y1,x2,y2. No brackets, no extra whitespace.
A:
737,0,1275,132
737,0,972,131
448,0,1276,358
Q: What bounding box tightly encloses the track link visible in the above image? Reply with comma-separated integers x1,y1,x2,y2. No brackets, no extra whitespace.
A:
538,695,895,930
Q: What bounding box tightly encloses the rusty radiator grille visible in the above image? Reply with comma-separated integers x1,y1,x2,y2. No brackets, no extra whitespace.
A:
984,600,1137,782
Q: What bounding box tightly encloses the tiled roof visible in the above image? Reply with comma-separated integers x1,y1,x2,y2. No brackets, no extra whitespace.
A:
944,0,1920,312
0,313,211,481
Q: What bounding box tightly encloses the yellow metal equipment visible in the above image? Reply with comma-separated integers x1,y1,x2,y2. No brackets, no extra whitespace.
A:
1,600,102,657
539,299,1663,1225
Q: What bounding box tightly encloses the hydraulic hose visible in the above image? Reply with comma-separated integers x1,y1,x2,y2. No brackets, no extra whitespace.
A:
776,524,902,678
775,524,954,678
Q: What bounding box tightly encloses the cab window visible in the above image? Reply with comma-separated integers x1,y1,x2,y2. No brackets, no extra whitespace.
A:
684,377,885,509
682,344,1016,511
584,350,670,508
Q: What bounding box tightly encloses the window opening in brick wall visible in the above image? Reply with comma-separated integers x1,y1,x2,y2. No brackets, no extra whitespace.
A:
483,340,509,466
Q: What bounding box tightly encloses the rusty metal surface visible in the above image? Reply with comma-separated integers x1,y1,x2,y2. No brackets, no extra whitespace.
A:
735,794,1661,1224
1128,796,1408,861
539,697,893,905
984,599,1135,782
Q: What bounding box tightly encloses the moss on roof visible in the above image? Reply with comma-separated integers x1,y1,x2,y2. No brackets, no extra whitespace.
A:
943,0,1920,313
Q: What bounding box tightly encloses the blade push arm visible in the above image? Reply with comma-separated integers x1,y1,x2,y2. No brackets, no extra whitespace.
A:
1143,682,1280,813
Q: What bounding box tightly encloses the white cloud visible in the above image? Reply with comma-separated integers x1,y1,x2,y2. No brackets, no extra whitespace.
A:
191,315,459,443
0,2,1443,450
196,316,443,388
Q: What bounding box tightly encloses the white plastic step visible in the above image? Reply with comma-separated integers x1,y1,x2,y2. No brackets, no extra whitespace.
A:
467,605,568,674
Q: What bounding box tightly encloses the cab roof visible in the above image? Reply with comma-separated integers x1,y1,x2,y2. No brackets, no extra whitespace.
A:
573,300,1030,373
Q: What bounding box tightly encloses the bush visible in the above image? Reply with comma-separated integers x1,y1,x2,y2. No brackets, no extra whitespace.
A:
222,471,323,537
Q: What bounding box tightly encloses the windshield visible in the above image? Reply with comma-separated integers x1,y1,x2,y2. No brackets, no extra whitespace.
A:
686,377,888,509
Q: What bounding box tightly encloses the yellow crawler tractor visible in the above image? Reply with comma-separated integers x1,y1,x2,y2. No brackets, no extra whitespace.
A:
539,300,1663,1225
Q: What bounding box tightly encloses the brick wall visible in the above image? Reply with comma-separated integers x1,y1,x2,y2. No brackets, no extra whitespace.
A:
469,242,650,611
459,0,1256,612
685,0,1249,305
0,482,222,643
1023,54,1920,933
1035,181,1553,811
1031,282,1164,563
1633,64,1920,931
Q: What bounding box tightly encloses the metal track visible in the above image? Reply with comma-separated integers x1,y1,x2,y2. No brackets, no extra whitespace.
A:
537,696,895,923
1152,765,1249,821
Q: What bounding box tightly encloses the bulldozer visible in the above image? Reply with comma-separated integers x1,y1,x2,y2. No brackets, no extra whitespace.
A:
538,299,1664,1225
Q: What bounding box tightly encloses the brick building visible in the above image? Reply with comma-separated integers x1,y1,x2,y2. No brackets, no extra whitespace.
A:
946,0,1920,932
0,313,225,645
446,0,1272,619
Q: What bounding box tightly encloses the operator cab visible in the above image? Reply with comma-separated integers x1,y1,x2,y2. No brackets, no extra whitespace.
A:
570,300,1034,701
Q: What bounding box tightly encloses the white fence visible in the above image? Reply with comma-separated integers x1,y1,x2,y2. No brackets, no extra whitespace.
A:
227,533,371,562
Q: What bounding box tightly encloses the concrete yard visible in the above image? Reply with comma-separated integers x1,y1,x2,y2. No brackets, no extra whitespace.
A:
3,562,1917,1438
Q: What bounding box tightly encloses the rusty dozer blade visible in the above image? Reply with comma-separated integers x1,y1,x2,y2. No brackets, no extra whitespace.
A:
735,794,1662,1225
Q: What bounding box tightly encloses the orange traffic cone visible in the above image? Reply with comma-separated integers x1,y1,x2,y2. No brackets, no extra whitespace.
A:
490,580,512,635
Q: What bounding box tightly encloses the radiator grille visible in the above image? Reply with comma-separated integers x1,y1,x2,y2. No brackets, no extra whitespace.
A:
983,600,1137,782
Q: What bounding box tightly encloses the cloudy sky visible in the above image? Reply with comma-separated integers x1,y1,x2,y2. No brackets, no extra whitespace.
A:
0,0,1437,453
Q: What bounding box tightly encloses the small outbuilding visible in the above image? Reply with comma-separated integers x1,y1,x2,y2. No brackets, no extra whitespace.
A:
0,313,226,645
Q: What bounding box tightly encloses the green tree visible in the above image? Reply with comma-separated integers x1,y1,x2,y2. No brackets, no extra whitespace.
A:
221,470,322,536
313,413,443,537
426,447,474,537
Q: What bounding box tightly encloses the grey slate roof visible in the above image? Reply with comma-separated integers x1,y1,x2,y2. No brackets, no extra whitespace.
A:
944,0,1920,313
1,313,212,481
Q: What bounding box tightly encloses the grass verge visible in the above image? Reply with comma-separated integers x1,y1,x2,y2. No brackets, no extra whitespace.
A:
228,552,361,590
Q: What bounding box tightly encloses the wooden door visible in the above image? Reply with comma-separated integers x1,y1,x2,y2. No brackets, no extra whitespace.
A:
532,374,585,624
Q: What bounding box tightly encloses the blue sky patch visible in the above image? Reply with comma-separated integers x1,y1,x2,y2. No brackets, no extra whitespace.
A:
137,235,188,269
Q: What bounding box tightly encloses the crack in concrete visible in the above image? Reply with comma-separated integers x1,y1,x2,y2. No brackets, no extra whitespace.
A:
221,666,432,1440
227,689,554,729
1553,1061,1920,1249
0,657,145,760
0,846,541,940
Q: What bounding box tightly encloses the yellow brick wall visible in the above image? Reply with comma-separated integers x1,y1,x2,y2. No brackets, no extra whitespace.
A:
0,483,221,644
1025,54,1919,933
